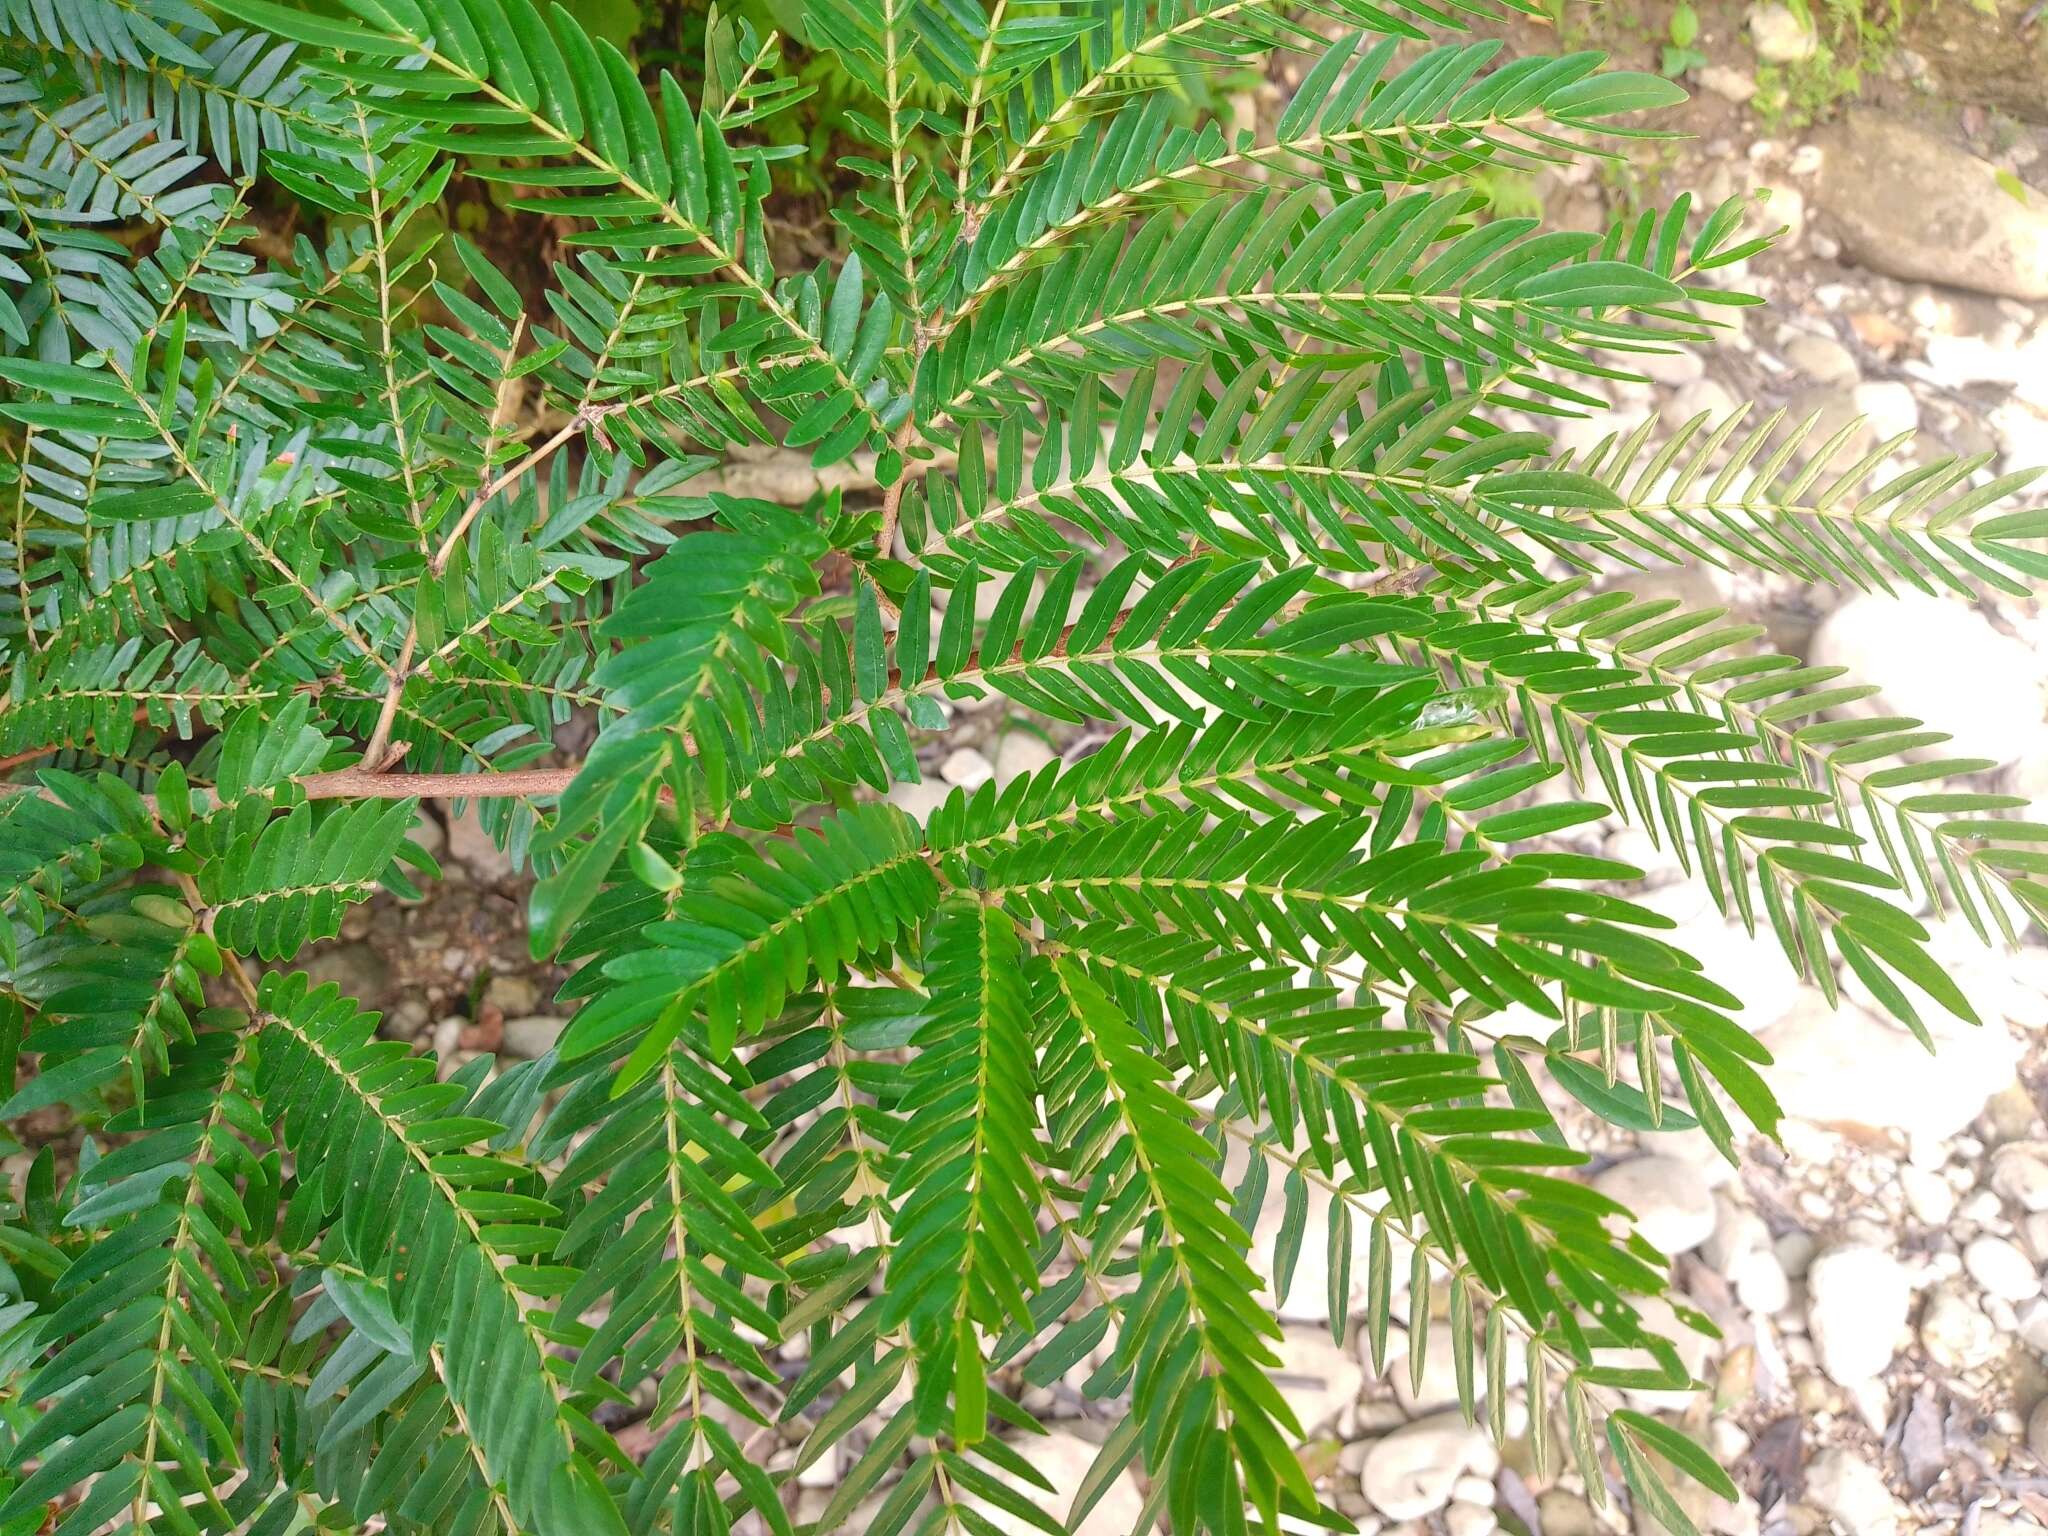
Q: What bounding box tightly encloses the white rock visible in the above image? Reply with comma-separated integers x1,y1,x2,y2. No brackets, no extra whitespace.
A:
1966,1235,2041,1301
1852,379,1919,440
446,805,514,881
1806,1245,1911,1385
1815,112,2048,302
1445,1502,1498,1536
1920,1281,2004,1370
2030,1397,2048,1465
991,730,1058,784
1385,1327,1461,1417
1782,329,1858,384
1384,1319,1523,1416
1632,870,1718,928
1810,592,2046,765
1804,1449,1899,1536
1757,182,1807,245
1992,401,2048,478
1760,994,2021,1145
1451,1475,1496,1505
1663,377,1738,429
431,1014,464,1057
966,1432,1143,1536
1605,1293,1717,1412
501,1015,565,1058
1663,918,1802,1029
1637,347,1705,387
1360,1414,1493,1521
1649,1126,1739,1190
1273,1325,1365,1432
1731,1246,1792,1315
885,777,951,820
2023,1296,2048,1354
1747,1,1817,61
1922,332,2033,387
939,746,994,789
1899,1165,1956,1225
1838,918,2048,1037
1981,1514,2048,1536
2024,1213,2048,1264
1703,1199,1770,1273
1994,1144,2048,1212
1699,64,1759,104
1592,1156,1718,1255
1255,1179,1405,1325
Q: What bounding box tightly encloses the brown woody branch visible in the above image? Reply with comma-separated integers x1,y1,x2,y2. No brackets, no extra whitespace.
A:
2,554,1432,809
295,766,581,800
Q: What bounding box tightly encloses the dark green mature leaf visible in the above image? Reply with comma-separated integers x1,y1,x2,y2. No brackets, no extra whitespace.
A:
1,1,2040,1533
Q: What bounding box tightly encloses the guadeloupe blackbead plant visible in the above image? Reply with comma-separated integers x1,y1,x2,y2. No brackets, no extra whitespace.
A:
1,0,2044,1531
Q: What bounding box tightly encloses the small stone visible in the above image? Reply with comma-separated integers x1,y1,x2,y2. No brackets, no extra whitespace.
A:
501,1015,565,1058
1806,1244,1911,1385
1761,993,2022,1144
1757,183,1807,246
1536,1490,1599,1536
1966,1235,2041,1301
1804,1449,1899,1536
1273,1325,1365,1432
431,1014,464,1058
1663,917,1802,1030
1257,1178,1402,1325
1445,1502,1497,1536
1782,382,1876,462
1783,329,1859,384
1591,1156,1718,1255
1963,1187,2006,1224
1993,401,2048,478
1731,1247,1791,1315
1637,347,1705,387
1360,1414,1492,1521
1852,380,1919,440
1703,1200,1770,1273
1850,310,1912,354
1995,1145,2048,1212
1921,1281,2004,1370
939,746,994,789
1900,1165,1956,1225
446,805,515,882
885,777,951,820
1984,1078,2041,1143
1747,1,1817,60
1699,64,1759,104
966,1431,1142,1536
1386,1328,1460,1417
991,731,1058,784
410,807,447,857
299,941,394,1003
1663,377,1737,429
484,973,538,1018
384,997,430,1041
2029,1396,2048,1464
1605,1293,1717,1413
1922,332,2034,388
1451,1475,1495,1505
